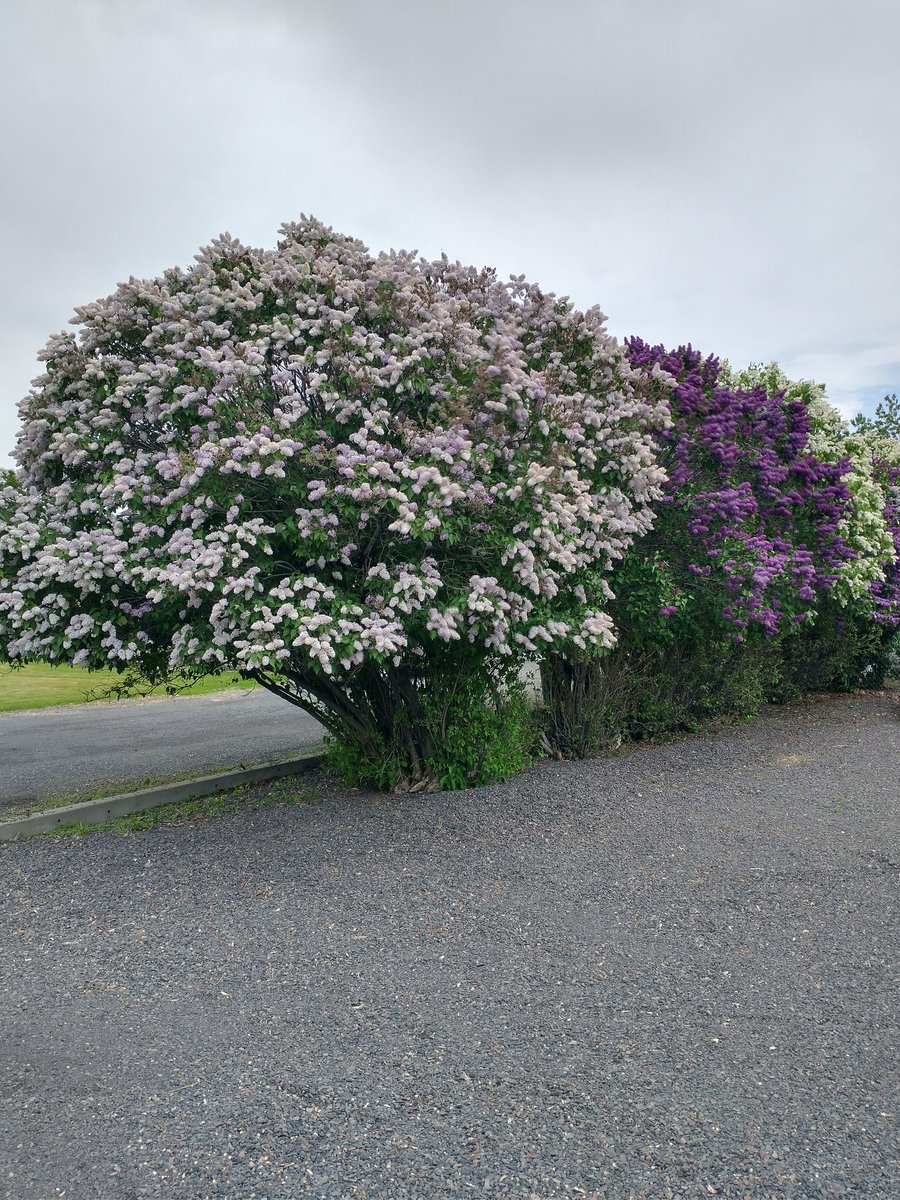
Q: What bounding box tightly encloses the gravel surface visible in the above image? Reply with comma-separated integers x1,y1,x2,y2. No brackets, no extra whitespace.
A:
0,689,324,812
1,691,898,1199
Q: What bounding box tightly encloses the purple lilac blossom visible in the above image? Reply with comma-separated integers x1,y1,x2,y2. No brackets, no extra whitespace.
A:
625,339,858,638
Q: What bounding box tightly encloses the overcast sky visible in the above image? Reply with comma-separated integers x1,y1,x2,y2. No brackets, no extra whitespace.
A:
2,0,898,468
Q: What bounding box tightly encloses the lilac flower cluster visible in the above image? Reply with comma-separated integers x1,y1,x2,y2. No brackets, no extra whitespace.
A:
625,339,859,638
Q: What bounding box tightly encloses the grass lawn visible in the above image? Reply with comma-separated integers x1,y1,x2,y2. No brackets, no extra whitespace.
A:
0,663,256,713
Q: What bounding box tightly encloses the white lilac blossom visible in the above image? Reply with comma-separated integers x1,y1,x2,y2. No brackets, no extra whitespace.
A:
0,216,671,760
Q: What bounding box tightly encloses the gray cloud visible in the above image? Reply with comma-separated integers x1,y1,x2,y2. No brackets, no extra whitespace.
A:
2,0,898,467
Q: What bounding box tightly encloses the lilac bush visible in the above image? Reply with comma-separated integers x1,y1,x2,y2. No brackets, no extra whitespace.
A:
722,364,900,689
868,461,900,628
0,217,670,788
721,362,897,615
844,419,900,635
613,347,900,720
619,341,870,642
543,341,898,753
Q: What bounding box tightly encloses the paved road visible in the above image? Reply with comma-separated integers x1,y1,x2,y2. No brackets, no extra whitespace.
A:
1,691,898,1198
0,688,325,812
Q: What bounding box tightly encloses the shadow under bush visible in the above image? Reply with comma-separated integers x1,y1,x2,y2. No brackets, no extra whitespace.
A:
540,635,784,759
539,650,646,759
771,603,900,699
625,634,782,740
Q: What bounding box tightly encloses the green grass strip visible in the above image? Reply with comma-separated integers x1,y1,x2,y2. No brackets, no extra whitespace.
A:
47,776,312,837
0,663,256,712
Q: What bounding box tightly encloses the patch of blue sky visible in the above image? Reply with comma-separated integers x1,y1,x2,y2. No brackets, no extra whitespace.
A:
843,381,899,421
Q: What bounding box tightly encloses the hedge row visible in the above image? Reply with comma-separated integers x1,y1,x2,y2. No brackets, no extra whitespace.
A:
1,218,897,789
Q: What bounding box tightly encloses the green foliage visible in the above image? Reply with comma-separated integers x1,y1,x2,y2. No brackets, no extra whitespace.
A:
605,554,688,650
424,675,539,791
324,668,539,792
885,630,900,683
622,634,781,741
541,608,897,765
772,602,898,698
322,732,405,792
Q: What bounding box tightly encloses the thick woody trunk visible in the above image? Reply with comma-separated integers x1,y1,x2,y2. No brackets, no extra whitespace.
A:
251,662,440,791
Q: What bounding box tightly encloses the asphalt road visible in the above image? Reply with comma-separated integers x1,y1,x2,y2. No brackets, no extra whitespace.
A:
0,688,325,812
1,691,898,1198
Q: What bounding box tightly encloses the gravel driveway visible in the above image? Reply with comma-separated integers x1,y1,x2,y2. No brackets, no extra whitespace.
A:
1,691,898,1199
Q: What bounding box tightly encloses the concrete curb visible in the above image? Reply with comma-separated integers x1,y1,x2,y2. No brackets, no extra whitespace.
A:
0,749,326,841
